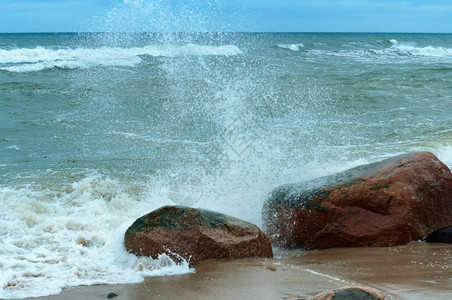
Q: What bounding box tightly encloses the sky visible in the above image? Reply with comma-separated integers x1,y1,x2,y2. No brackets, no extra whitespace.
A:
0,0,451,33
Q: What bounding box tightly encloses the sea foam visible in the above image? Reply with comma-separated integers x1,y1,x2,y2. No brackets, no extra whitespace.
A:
0,176,192,299
301,38,452,61
0,146,369,299
277,43,304,51
0,44,243,72
434,145,452,170
389,39,452,57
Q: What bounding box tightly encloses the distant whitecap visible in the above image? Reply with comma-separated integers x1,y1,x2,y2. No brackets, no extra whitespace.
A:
0,44,243,72
277,43,304,51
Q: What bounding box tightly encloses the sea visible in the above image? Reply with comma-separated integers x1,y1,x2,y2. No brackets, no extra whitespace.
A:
1,30,451,298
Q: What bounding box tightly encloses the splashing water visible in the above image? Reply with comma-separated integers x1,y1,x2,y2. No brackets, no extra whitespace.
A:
1,1,452,298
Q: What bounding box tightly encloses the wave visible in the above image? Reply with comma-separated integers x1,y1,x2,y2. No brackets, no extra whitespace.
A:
277,43,304,51
432,144,452,170
304,39,452,61
0,44,243,72
0,176,192,299
276,42,326,52
342,39,451,57
389,39,452,57
389,39,398,45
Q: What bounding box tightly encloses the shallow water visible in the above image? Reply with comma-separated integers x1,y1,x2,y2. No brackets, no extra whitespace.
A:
25,242,452,300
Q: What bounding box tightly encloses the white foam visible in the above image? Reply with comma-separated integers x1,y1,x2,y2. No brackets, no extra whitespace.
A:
0,44,243,72
390,40,452,57
0,176,192,299
304,39,452,61
5,145,20,150
302,268,348,283
0,127,365,298
389,39,398,45
434,145,452,170
277,43,304,51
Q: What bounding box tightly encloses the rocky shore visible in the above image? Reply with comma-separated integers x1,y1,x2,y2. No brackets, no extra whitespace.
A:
27,152,452,299
125,152,452,262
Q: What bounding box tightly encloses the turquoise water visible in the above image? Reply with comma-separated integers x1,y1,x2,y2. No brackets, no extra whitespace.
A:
1,31,451,298
1,33,451,181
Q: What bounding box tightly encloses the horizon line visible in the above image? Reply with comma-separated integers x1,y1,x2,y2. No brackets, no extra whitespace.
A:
1,31,451,34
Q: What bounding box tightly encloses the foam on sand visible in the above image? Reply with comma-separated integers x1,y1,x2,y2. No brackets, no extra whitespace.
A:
0,176,192,299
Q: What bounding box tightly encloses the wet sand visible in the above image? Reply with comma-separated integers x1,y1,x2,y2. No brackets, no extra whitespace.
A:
27,242,452,300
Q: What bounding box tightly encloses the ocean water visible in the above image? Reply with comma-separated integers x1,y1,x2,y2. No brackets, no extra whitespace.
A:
1,30,451,298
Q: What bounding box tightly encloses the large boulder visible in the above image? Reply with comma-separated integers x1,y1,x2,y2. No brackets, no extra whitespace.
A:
424,225,452,244
309,286,389,300
125,206,273,265
263,152,452,250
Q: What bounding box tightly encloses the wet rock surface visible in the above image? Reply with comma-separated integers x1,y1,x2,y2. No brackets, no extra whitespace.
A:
424,225,452,244
125,205,273,265
263,152,452,249
309,286,389,300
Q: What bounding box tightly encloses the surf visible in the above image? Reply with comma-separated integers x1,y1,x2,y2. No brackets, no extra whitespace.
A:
0,44,243,72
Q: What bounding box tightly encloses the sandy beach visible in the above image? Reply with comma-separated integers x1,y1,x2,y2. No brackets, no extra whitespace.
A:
25,241,451,300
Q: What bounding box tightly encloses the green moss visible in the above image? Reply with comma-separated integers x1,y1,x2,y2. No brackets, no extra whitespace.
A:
314,204,327,212
125,206,253,236
199,209,230,229
369,184,389,191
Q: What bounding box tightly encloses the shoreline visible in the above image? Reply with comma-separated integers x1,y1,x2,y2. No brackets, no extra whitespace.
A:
25,241,452,300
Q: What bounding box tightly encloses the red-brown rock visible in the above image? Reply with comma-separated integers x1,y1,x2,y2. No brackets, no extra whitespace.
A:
309,286,389,300
125,206,273,265
263,152,452,249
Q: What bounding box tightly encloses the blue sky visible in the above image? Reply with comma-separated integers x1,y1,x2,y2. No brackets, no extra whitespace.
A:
0,0,451,33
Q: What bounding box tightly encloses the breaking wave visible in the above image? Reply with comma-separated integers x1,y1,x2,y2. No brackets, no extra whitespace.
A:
302,39,452,61
0,44,243,72
389,39,452,57
0,176,192,299
277,43,304,51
